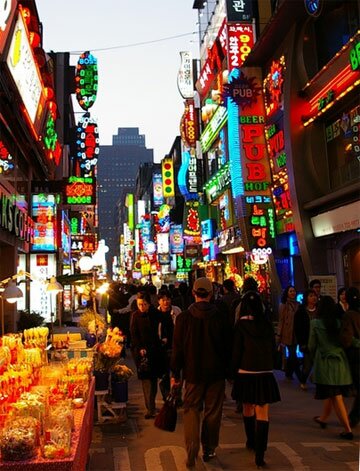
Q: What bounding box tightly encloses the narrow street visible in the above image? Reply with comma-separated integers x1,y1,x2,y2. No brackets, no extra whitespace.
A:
89,352,359,471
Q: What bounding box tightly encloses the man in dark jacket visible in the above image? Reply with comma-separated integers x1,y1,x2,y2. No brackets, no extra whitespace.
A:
170,277,232,468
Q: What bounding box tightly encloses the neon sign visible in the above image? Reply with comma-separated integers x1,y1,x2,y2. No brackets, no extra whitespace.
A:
204,162,231,203
180,100,197,148
32,194,57,252
178,150,198,201
227,23,255,71
153,173,164,207
349,42,360,71
263,56,285,116
170,225,184,254
64,176,95,205
76,114,99,173
0,141,14,174
200,106,228,152
75,51,98,110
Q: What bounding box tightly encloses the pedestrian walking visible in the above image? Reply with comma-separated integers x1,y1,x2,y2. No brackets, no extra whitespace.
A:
341,287,360,428
294,288,318,390
231,291,281,469
309,279,323,303
170,277,232,469
221,278,241,326
130,291,167,419
309,296,353,439
157,290,177,401
277,285,301,381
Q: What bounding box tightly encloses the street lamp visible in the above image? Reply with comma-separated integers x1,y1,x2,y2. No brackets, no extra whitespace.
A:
0,276,26,336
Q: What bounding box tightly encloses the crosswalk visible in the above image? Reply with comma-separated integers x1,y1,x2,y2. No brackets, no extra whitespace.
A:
89,441,358,470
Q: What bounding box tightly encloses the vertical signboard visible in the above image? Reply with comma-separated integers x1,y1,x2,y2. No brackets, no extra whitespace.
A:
32,194,57,251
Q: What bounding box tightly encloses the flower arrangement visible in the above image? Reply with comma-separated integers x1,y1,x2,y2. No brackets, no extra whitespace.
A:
93,327,124,373
112,364,134,383
78,309,105,336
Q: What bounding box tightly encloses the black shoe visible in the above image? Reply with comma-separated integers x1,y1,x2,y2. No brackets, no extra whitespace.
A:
144,413,155,419
339,431,353,440
313,416,327,429
202,451,216,462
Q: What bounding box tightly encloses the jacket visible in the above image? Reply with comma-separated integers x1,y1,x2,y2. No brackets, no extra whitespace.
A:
232,317,276,374
130,305,167,379
308,318,352,386
294,305,317,347
277,299,299,346
170,301,232,383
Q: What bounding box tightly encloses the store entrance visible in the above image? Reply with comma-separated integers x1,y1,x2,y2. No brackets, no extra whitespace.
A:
343,238,360,290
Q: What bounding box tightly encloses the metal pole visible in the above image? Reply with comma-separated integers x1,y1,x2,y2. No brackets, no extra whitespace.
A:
1,296,4,336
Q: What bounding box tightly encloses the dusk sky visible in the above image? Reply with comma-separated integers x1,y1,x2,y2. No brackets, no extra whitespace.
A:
35,1,199,162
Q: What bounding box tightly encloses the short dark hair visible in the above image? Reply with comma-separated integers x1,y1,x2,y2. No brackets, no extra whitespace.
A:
137,291,151,304
302,289,317,306
158,290,171,300
309,279,321,288
223,279,236,292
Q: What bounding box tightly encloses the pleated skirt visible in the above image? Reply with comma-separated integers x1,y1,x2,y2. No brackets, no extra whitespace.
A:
231,372,281,405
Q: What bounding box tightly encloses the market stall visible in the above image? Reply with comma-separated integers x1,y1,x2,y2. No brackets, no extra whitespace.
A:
0,328,95,469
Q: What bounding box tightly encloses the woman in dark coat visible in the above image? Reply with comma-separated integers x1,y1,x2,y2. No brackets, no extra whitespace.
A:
276,285,300,381
294,288,318,390
232,291,281,468
130,291,167,419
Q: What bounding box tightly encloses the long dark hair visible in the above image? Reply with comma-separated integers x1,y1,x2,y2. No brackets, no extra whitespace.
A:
281,285,295,304
240,291,264,319
317,295,339,338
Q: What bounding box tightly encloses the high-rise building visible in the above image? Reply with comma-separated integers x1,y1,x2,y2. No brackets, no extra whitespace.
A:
98,128,153,273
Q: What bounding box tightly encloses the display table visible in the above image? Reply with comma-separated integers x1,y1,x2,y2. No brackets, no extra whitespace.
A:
0,378,95,471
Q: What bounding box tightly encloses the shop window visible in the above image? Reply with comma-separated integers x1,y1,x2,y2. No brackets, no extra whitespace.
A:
303,1,359,78
326,103,360,189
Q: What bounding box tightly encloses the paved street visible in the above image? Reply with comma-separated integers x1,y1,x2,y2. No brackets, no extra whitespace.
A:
89,352,359,471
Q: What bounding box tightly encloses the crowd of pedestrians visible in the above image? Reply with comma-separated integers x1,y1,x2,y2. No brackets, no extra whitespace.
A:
105,277,359,469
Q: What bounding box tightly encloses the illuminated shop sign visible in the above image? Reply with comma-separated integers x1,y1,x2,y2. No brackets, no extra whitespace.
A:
204,162,230,204
301,32,360,127
71,234,96,253
60,211,71,260
177,51,194,99
155,204,171,233
195,20,227,98
75,51,98,110
65,176,96,205
157,232,169,254
265,121,293,231
6,9,46,135
263,56,285,117
0,141,14,175
180,100,197,148
349,42,360,71
226,0,254,22
152,173,164,208
161,157,175,198
176,255,192,272
178,150,198,201
304,0,322,17
200,106,228,152
170,225,184,254
32,194,57,252
201,219,216,242
219,191,233,229
0,189,34,242
227,23,255,71
126,193,134,230
0,0,16,54
184,201,200,238
76,114,99,173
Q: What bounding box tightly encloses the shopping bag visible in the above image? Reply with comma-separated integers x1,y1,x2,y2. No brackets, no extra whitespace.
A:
154,392,177,432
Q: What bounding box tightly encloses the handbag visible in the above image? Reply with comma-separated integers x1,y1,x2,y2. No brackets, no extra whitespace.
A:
137,355,151,375
154,392,177,432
